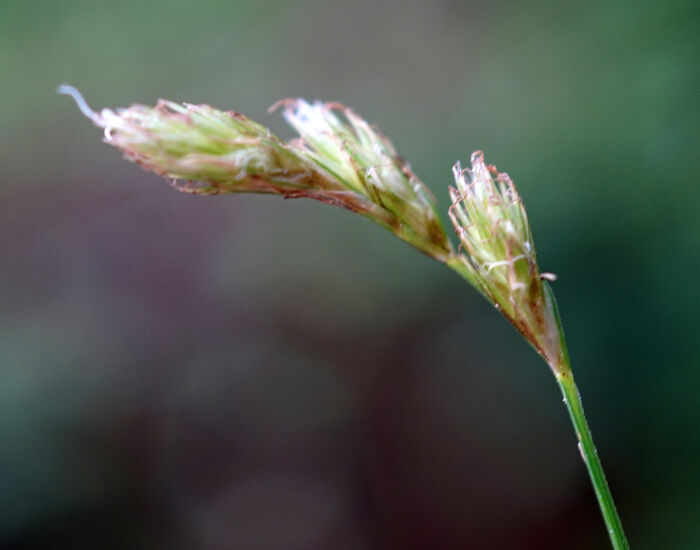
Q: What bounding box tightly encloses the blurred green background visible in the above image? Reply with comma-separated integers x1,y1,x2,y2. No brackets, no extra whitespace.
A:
1,0,698,548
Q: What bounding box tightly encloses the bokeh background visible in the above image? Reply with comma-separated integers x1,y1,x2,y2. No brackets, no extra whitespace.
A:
2,1,699,548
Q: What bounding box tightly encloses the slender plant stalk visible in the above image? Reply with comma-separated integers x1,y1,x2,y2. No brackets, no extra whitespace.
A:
557,372,629,550
547,284,629,549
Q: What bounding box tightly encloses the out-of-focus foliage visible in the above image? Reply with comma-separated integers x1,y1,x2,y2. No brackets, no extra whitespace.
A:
1,1,698,548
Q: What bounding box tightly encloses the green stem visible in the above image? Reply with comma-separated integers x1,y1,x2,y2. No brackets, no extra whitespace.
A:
448,265,630,547
545,279,629,549
556,372,629,549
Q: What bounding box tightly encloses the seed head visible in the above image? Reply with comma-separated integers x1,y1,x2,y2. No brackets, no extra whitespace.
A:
448,151,565,371
59,85,452,261
274,99,452,260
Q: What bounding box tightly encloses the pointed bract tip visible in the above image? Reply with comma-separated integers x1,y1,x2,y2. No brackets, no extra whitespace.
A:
57,84,100,122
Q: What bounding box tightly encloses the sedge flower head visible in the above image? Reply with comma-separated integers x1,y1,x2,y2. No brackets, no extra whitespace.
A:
448,151,565,371
59,85,451,261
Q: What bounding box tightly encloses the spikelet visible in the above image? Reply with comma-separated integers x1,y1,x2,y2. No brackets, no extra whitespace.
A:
447,151,565,372
59,86,452,261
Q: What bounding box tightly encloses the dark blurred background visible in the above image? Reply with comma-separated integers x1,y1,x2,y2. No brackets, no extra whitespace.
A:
2,1,699,548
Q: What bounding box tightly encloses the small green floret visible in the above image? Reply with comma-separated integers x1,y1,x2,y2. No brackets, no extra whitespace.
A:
59,85,452,261
447,151,565,372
